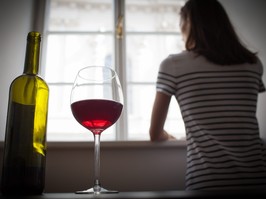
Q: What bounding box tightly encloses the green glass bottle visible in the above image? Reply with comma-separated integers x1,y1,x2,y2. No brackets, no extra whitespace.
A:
1,31,49,195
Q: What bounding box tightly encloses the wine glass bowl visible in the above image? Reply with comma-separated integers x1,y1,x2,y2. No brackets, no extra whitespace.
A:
71,66,123,106
70,66,123,194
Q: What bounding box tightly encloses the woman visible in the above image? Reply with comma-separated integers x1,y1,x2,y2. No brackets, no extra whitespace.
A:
149,0,266,190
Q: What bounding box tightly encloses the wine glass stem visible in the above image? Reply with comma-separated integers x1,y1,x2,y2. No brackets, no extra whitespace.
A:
94,134,101,193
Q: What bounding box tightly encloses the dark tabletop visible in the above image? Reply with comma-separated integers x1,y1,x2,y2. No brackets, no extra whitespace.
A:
1,190,266,199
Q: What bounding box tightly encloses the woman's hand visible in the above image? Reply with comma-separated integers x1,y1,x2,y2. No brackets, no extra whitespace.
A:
151,129,176,142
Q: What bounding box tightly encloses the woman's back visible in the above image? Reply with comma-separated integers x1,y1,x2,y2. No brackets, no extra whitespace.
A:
157,51,266,190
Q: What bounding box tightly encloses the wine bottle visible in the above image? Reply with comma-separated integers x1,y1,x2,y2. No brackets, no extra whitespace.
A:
1,31,49,195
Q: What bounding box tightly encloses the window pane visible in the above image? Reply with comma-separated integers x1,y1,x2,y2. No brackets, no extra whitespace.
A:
166,98,186,140
127,84,185,140
126,34,183,82
45,0,115,141
45,34,113,83
126,0,184,32
127,84,155,140
48,0,113,32
125,0,187,141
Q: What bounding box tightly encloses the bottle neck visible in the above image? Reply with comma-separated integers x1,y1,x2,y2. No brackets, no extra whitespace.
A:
23,32,41,75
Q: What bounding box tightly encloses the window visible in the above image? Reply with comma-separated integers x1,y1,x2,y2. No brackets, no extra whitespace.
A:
43,0,186,141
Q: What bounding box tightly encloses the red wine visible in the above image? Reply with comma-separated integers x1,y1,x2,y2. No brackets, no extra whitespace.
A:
71,99,123,134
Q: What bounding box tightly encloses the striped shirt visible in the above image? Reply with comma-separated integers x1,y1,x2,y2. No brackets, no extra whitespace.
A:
156,51,266,190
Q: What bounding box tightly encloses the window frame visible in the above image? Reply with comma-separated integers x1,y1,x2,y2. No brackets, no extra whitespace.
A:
38,0,186,141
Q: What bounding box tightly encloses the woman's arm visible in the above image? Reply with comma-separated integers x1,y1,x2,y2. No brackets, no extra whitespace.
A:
149,91,176,141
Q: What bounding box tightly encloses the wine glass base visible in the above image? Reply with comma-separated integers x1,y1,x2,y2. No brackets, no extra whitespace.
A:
76,187,118,194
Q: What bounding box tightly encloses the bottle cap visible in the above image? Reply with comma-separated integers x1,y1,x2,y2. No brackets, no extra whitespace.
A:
27,31,41,42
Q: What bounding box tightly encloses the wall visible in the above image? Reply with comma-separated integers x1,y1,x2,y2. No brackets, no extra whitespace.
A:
44,141,187,192
0,0,265,192
222,0,266,141
0,0,34,140
0,141,187,192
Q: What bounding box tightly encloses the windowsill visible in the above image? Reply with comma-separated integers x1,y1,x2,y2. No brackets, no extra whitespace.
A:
0,140,187,150
47,140,187,149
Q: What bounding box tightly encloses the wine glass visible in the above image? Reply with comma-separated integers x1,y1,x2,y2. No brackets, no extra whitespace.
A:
70,66,123,194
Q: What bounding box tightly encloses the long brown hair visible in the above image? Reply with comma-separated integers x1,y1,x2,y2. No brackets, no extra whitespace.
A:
180,0,257,65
